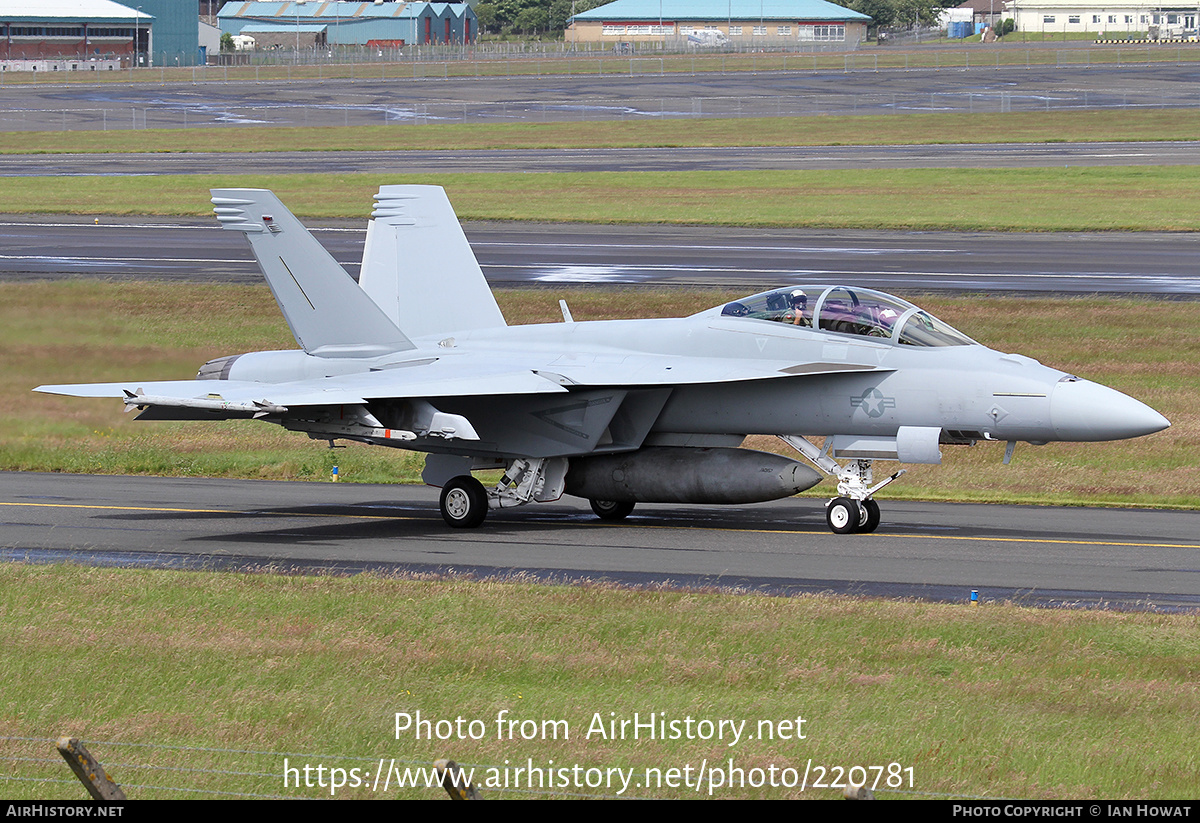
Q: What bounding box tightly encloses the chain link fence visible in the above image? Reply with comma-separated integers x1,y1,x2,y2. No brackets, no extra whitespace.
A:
2,44,1200,131
1,88,1197,131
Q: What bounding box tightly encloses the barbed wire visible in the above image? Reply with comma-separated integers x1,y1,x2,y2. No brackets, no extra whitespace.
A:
2,735,633,799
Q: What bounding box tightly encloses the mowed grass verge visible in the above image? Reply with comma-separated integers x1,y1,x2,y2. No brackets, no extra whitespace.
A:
5,281,1195,509
5,110,1200,154
8,166,1200,231
2,564,1199,800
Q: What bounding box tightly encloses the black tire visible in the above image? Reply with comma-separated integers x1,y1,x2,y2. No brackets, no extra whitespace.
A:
859,498,881,534
439,475,488,529
590,499,635,521
826,496,861,535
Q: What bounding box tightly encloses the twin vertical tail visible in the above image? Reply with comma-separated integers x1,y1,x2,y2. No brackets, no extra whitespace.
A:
211,188,415,358
359,185,507,339
212,185,507,359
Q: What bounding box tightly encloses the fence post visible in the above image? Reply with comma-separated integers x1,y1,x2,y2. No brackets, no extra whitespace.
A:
56,738,126,801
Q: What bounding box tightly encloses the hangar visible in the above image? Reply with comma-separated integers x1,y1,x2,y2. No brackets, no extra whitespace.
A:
218,1,478,48
0,0,200,67
567,0,871,48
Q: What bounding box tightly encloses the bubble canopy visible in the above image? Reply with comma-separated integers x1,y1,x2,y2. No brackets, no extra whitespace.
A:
716,285,975,348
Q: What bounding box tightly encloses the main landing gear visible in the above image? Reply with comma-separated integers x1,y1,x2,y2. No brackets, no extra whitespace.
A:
437,458,570,528
589,499,635,520
439,475,488,528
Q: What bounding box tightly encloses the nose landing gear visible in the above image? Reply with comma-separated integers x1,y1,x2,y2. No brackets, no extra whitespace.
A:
780,435,901,535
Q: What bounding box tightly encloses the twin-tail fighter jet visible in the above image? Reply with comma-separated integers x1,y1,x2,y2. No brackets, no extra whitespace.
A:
36,186,1170,533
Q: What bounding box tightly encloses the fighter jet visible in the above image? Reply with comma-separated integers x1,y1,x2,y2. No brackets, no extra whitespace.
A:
35,186,1170,534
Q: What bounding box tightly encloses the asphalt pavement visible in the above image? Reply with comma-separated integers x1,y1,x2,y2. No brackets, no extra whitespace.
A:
4,472,1197,611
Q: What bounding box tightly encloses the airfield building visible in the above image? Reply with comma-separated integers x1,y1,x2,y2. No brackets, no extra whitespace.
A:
566,0,871,48
1003,0,1200,36
0,0,201,68
217,1,478,48
950,0,1200,37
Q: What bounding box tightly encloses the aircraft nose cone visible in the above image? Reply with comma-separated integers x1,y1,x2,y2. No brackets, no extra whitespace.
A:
1050,379,1170,442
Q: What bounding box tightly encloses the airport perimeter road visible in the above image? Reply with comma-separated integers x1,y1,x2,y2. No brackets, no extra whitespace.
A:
2,472,1197,611
4,142,1200,176
4,215,1200,295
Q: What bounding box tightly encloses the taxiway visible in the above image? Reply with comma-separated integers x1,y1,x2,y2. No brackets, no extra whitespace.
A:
3,473,1197,611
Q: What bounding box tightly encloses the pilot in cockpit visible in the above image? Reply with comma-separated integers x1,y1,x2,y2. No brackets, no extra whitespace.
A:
781,289,809,326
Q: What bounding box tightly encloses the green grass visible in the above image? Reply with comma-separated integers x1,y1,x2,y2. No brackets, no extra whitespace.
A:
6,109,1200,154
9,166,1200,231
5,282,1196,509
2,564,1198,799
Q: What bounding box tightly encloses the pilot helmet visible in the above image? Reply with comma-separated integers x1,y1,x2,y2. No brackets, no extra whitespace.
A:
788,289,808,310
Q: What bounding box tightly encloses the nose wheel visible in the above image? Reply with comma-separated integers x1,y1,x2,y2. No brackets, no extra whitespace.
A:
859,498,880,533
825,496,881,535
825,497,859,534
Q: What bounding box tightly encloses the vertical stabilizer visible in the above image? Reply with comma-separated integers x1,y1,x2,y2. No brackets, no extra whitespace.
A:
211,189,414,357
359,185,507,339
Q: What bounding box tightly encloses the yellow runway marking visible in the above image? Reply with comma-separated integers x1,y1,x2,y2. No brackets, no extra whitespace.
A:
615,521,1200,550
0,500,401,520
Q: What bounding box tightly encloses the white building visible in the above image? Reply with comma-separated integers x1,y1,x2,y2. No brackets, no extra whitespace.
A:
568,0,871,48
1006,0,1198,36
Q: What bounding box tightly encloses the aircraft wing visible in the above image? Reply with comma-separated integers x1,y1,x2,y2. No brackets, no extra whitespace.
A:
36,355,890,410
34,365,570,418
537,355,891,387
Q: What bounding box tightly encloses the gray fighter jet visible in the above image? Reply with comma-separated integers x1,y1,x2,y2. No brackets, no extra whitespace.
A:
36,186,1170,534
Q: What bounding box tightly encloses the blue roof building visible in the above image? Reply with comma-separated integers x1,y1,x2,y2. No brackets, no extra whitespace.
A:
568,0,870,47
218,1,476,48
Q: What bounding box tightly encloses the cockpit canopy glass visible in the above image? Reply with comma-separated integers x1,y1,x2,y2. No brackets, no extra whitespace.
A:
719,285,974,347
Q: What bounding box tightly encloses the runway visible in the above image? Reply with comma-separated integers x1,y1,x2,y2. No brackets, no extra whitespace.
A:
6,141,1200,176
2,473,1197,611
4,63,1200,129
4,215,1200,295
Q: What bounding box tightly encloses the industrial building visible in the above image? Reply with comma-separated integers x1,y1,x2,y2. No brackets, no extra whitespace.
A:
567,0,871,48
218,1,478,48
0,0,201,67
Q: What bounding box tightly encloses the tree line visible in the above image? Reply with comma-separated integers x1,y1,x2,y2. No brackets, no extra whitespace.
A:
473,0,610,35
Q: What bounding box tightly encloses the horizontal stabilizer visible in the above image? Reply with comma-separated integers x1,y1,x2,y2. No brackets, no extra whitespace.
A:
211,188,415,358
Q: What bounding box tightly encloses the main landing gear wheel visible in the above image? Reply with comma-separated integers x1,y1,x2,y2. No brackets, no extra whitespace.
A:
826,496,861,534
859,498,881,534
440,475,488,529
590,499,635,521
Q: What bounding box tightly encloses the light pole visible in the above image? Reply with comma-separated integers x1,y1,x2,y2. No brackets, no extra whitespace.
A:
131,6,142,74
295,0,307,56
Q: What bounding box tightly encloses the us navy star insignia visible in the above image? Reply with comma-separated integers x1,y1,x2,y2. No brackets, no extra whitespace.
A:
851,387,896,418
